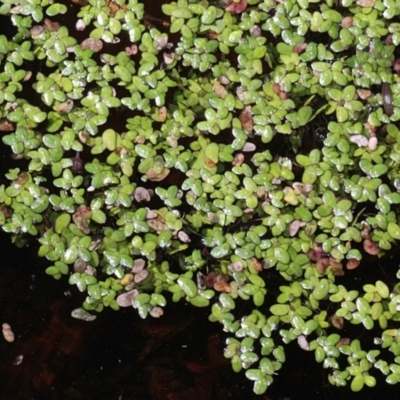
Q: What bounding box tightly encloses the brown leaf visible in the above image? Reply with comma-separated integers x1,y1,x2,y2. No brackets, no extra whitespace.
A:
204,157,216,168
361,226,371,239
341,16,353,28
197,272,207,290
393,58,400,75
356,0,375,6
57,99,74,113
293,43,307,54
289,220,306,237
272,83,281,94
364,121,376,136
346,259,360,270
205,272,217,288
154,36,168,50
80,38,103,52
71,0,89,5
43,18,60,31
232,153,244,166
227,261,243,272
293,182,313,197
0,119,15,131
147,219,167,233
225,0,247,14
336,338,350,347
132,258,146,273
30,25,44,38
145,167,170,181
134,187,151,202
73,258,86,273
134,269,149,283
357,89,371,100
163,52,175,65
239,105,253,132
146,208,158,219
249,25,261,37
213,281,231,293
331,315,344,330
330,258,344,276
125,44,138,55
72,206,91,234
178,231,191,243
250,258,262,272
315,258,330,274
158,106,167,122
116,289,139,307
236,85,245,101
213,80,228,99
149,306,164,318
363,239,379,255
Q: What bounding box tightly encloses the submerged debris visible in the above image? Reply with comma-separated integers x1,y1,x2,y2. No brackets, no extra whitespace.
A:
13,355,23,366
71,308,97,322
2,323,15,343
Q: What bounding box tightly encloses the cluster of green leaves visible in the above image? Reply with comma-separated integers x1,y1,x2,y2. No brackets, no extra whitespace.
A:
1,0,400,395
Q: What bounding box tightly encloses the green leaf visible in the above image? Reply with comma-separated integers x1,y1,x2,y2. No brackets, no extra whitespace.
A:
177,276,198,297
388,222,400,240
189,295,210,307
91,209,106,224
211,243,230,259
32,111,47,123
172,7,192,19
296,154,311,167
135,143,156,158
246,369,265,381
161,4,175,15
88,283,101,300
55,261,69,275
46,3,67,16
45,266,59,275
102,129,118,151
351,374,364,392
312,279,329,300
201,6,217,24
270,304,290,316
204,142,219,164
375,280,389,298
55,213,70,233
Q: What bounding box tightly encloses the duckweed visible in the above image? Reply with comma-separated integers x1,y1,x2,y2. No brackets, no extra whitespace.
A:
2,0,400,395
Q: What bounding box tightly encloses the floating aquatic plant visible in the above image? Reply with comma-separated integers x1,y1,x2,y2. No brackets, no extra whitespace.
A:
2,0,400,395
